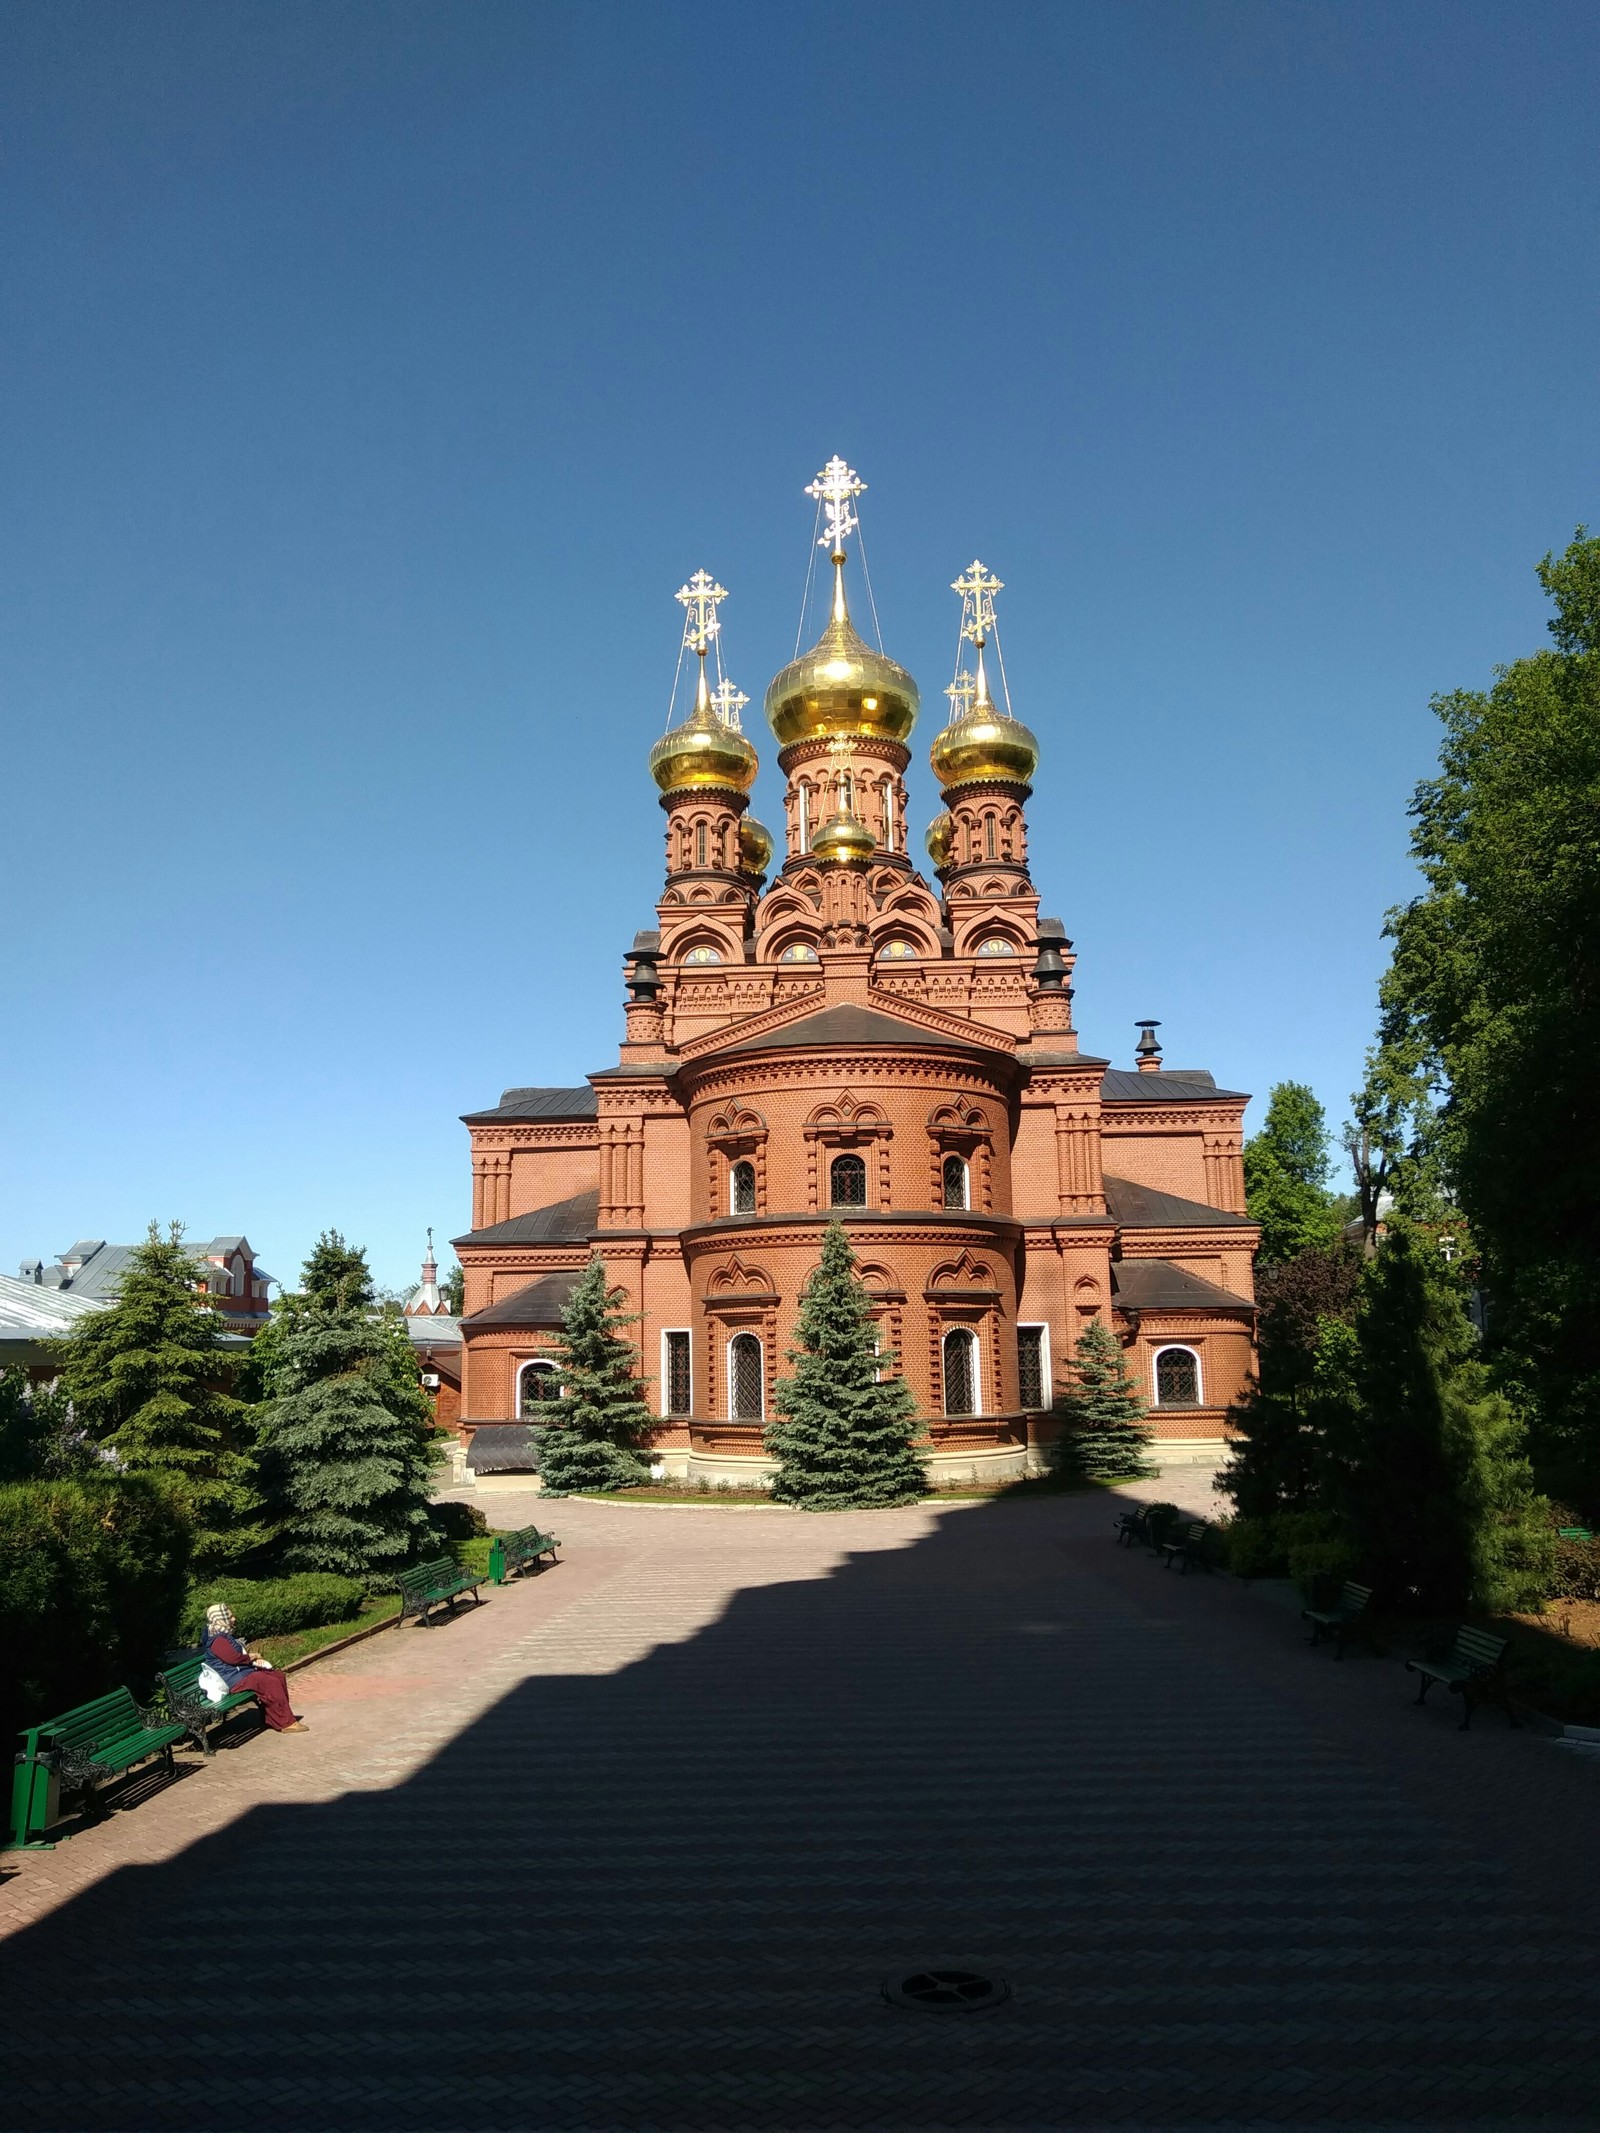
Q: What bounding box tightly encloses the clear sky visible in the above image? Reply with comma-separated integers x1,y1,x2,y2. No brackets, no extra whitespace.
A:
3,0,1596,1298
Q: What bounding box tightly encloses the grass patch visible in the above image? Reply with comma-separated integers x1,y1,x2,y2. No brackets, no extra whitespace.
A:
254,1594,402,1667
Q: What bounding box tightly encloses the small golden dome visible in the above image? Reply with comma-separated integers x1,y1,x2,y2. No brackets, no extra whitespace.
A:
648,702,759,797
925,810,954,870
928,698,1040,792
810,809,875,867
764,562,918,750
738,816,774,876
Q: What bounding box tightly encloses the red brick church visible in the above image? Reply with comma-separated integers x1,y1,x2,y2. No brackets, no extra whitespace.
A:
454,459,1258,1483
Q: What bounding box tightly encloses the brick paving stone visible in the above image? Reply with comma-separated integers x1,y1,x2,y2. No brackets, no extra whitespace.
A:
3,1490,1600,2128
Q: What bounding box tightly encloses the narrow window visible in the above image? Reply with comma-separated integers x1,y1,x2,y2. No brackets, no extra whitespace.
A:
1155,1347,1201,1408
830,1153,867,1207
729,1332,764,1419
664,1331,692,1417
840,769,853,812
883,783,897,849
696,821,708,868
1017,1326,1046,1410
943,1328,978,1416
519,1360,560,1415
985,814,997,858
798,783,810,846
941,1154,969,1209
730,1159,757,1215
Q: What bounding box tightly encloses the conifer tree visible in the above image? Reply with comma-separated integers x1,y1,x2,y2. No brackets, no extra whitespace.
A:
1052,1316,1153,1481
536,1257,654,1495
54,1222,265,1572
253,1235,441,1581
766,1223,926,1509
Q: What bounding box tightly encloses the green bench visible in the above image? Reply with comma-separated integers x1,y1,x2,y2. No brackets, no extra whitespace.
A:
397,1554,484,1626
9,1687,189,1847
157,1652,261,1755
1405,1626,1519,1731
1156,1521,1215,1574
1301,1580,1376,1659
488,1525,560,1583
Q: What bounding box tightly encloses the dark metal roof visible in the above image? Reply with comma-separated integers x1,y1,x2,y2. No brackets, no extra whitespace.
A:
452,1190,600,1250
1100,1068,1249,1102
1112,1258,1256,1312
720,1004,1002,1058
461,1086,599,1124
1104,1175,1256,1230
462,1273,581,1329
465,1424,543,1474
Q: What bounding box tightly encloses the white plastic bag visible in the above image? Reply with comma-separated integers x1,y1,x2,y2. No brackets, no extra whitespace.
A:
196,1662,230,1705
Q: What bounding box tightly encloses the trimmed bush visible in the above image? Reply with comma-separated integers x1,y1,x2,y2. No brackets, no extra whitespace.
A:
0,1475,192,1744
430,1500,488,1543
1220,1515,1284,1579
181,1573,366,1643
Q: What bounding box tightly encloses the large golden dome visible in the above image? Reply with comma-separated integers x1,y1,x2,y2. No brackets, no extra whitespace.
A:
764,566,918,750
928,696,1040,791
648,698,759,797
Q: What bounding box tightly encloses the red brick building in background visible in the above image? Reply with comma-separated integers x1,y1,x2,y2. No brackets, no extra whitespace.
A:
455,461,1258,1484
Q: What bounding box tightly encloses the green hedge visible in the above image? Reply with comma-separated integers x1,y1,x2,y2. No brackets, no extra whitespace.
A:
0,1475,192,1744
182,1573,366,1642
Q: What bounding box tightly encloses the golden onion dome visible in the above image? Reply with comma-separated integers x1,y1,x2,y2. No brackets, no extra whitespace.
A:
928,694,1040,792
925,810,955,871
738,816,774,876
810,809,876,868
764,562,918,750
648,698,759,798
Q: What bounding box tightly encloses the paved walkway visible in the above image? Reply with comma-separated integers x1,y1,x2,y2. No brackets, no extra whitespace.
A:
4,1484,1600,2129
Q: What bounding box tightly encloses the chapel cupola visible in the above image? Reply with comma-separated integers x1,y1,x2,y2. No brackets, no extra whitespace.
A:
928,561,1040,795
648,571,759,800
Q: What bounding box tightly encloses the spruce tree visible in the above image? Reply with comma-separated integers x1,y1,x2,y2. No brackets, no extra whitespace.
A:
536,1257,654,1494
256,1305,441,1582
766,1223,926,1509
54,1222,265,1573
302,1230,376,1312
1052,1316,1153,1481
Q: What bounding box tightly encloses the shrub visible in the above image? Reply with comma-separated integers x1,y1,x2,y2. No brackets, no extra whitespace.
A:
1220,1515,1285,1579
181,1572,365,1643
0,1475,192,1743
1286,1533,1361,1601
1546,1535,1600,1603
430,1500,488,1543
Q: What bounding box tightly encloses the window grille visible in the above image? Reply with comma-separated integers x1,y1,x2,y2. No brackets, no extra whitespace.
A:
943,1328,977,1416
985,814,997,858
1155,1347,1200,1407
1017,1327,1045,1410
729,1333,764,1419
830,1153,867,1207
730,1160,756,1215
519,1361,560,1415
664,1331,692,1417
942,1154,969,1209
696,821,708,867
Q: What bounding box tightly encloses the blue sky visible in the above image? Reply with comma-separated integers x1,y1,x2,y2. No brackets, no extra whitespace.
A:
3,0,1596,1297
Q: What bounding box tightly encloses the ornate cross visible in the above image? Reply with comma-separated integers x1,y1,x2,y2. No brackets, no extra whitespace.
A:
676,569,728,653
945,672,977,722
710,678,749,730
805,455,866,553
951,559,1004,645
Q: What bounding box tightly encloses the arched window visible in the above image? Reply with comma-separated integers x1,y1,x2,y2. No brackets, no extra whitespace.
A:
518,1360,561,1415
729,1333,764,1419
1154,1346,1201,1408
839,769,854,812
779,941,818,962
877,939,916,960
730,1160,757,1215
943,1327,979,1416
797,783,810,847
883,782,898,849
695,821,708,867
984,813,997,858
942,1154,969,1209
683,944,722,964
830,1153,867,1207
976,937,1016,956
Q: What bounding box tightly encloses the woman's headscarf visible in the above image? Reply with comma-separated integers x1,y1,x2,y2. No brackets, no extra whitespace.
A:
205,1603,235,1636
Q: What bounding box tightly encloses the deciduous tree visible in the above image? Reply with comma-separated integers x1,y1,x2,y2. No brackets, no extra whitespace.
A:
1243,1082,1342,1264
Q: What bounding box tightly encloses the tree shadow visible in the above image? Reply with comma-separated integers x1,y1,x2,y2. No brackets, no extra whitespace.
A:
2,1489,1599,2130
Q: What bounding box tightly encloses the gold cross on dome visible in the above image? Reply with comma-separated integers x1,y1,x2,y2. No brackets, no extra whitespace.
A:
805,455,866,552
952,559,1004,645
710,678,749,730
945,672,977,722
676,569,728,653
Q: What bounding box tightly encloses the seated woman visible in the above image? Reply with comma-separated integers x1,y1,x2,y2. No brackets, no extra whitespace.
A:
202,1603,308,1732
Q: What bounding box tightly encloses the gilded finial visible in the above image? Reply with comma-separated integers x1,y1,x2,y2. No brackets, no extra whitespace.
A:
944,672,977,724
951,559,1005,708
710,678,749,731
676,569,728,654
650,566,758,795
930,557,1039,794
805,455,866,556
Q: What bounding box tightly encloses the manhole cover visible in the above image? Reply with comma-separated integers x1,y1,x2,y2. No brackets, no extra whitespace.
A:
883,1966,1010,2012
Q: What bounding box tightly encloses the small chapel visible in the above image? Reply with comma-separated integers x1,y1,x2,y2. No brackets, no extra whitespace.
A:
453,458,1259,1484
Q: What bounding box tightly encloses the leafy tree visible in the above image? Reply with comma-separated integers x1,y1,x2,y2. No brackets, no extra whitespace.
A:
536,1258,654,1496
255,1309,441,1582
443,1260,465,1316
766,1223,926,1509
302,1230,375,1313
0,1369,98,1483
1325,1222,1550,1612
1052,1315,1153,1481
1218,1243,1362,1519
1243,1082,1342,1264
53,1223,264,1573
1376,528,1600,1507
